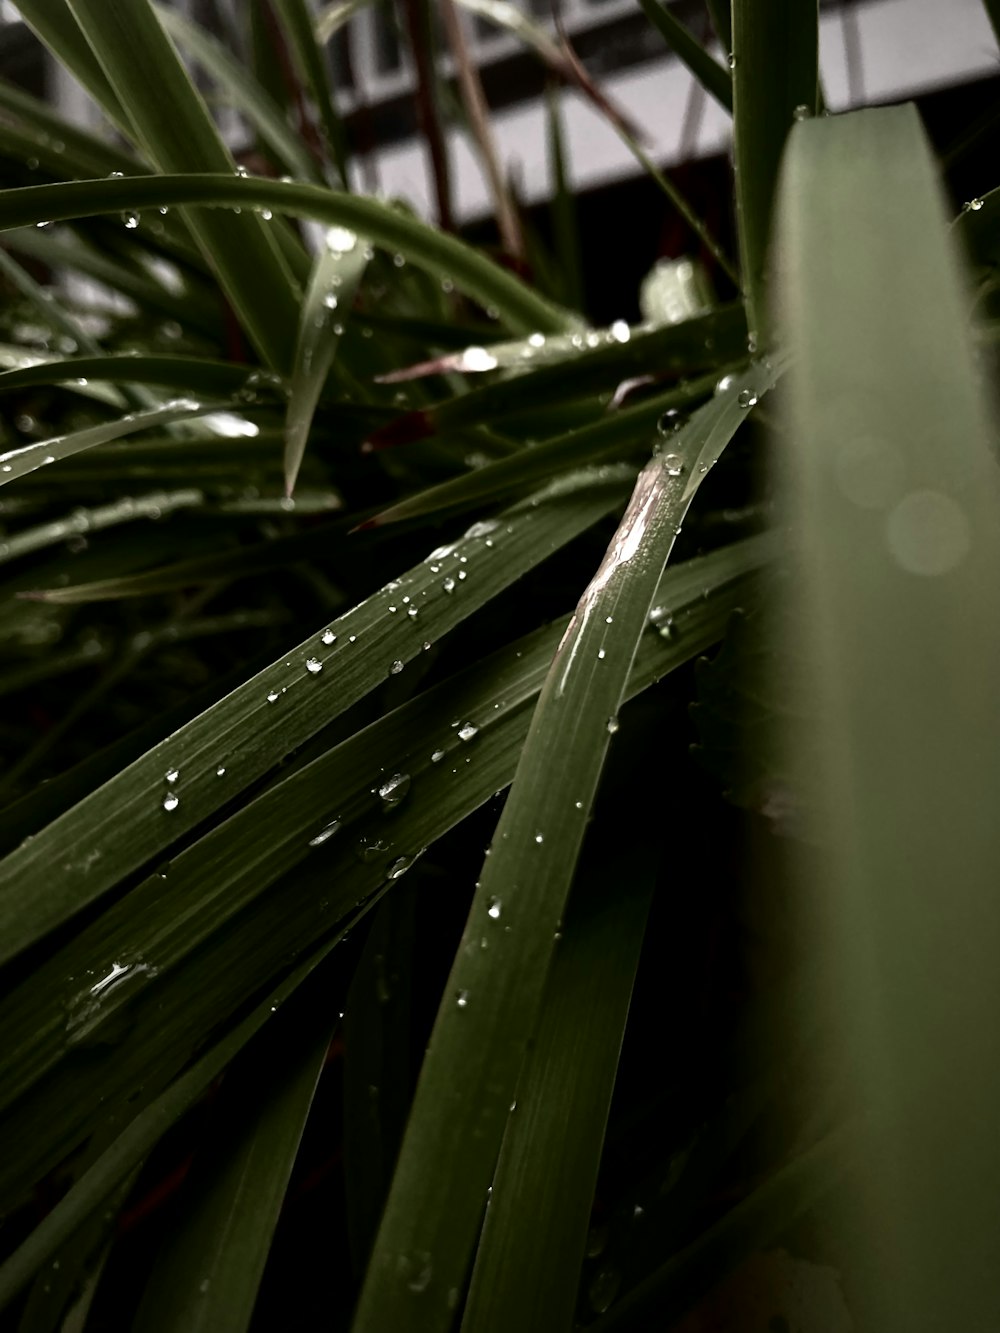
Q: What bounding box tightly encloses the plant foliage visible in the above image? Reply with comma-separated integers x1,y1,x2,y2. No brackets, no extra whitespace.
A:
0,1,998,1329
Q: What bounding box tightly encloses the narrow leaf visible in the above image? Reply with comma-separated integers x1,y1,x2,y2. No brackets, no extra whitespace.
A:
0,468,630,967
285,224,368,494
0,927,360,1313
637,0,733,111
460,764,656,1333
366,354,774,527
0,536,773,1215
368,304,746,446
351,368,778,1331
53,0,302,369
0,174,575,335
271,0,350,183
731,0,819,342
155,5,323,184
775,103,1000,1327
0,399,233,487
132,981,337,1333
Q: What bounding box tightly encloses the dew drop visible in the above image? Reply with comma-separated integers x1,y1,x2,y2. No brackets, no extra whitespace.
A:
162,792,179,812
326,225,357,252
164,767,179,784
967,197,985,212
464,518,499,540
398,1251,433,1293
121,212,140,230
266,689,280,703
442,577,456,594
589,1267,622,1315
487,897,502,919
388,855,413,879
662,452,684,476
610,319,631,343
431,748,446,762
216,766,226,777
715,373,736,393
321,629,337,645
310,819,341,847
390,659,404,675
305,656,323,675
793,103,812,121
456,989,469,1008
607,716,620,735
534,832,544,844
461,346,499,372
737,388,758,409
457,722,478,742
378,772,411,807
65,956,157,1046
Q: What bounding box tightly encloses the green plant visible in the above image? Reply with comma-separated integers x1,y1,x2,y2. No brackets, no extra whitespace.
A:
0,2,998,1329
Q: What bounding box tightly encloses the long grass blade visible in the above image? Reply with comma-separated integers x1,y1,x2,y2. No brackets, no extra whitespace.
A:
284,224,368,495
546,84,584,311
591,1125,852,1332
351,371,778,1332
0,536,772,1217
0,468,630,967
343,886,418,1274
0,75,138,178
731,0,818,342
636,0,733,111
774,102,1000,1328
0,175,576,335
0,354,280,400
14,0,128,134
131,981,337,1333
44,0,302,371
5,226,223,333
155,5,323,184
366,354,775,527
459,759,656,1333
0,399,232,487
271,0,350,184
0,929,360,1313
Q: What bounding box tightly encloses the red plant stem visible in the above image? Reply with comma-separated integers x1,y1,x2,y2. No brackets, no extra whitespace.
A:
398,0,455,232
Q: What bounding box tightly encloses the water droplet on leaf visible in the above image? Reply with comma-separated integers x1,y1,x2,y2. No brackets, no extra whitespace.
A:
378,772,411,807
310,819,341,847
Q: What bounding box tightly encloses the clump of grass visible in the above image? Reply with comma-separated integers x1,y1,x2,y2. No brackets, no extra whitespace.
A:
0,2,998,1330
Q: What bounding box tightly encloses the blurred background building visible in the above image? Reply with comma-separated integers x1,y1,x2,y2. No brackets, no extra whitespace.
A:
1,0,997,316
